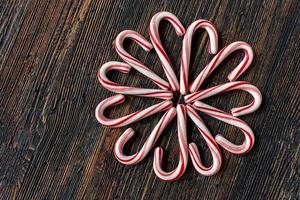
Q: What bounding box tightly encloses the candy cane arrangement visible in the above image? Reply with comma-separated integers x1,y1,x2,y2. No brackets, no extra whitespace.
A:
95,11,262,181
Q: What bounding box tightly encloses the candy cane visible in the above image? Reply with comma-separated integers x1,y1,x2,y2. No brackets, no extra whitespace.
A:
193,101,255,154
115,30,170,90
180,20,218,95
149,11,185,92
114,108,176,165
95,94,172,127
189,41,254,93
185,81,262,117
98,61,173,100
153,104,188,181
186,104,222,176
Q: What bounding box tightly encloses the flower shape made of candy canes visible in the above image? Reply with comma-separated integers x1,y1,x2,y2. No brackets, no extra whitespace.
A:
95,11,262,181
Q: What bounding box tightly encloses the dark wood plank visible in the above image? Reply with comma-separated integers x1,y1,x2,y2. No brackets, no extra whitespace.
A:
0,0,299,199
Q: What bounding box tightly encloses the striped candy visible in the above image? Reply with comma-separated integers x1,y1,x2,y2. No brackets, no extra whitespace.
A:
189,41,254,93
95,94,172,127
193,101,255,154
185,81,262,117
180,20,218,95
153,105,188,181
98,61,173,99
150,11,185,92
186,104,222,175
114,108,176,165
115,30,170,90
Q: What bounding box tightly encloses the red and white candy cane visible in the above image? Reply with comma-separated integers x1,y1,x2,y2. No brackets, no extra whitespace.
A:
185,81,262,117
95,94,172,127
98,61,173,100
193,101,255,154
153,104,188,181
186,104,222,176
115,30,170,90
189,41,254,93
180,20,218,95
149,11,185,92
114,108,176,165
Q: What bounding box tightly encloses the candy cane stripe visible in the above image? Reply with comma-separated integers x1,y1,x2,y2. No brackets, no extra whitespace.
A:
189,41,254,93
186,105,222,175
193,101,255,154
115,30,170,89
95,94,172,127
114,108,176,165
153,104,188,181
185,81,262,116
98,61,173,99
180,20,218,94
150,11,185,91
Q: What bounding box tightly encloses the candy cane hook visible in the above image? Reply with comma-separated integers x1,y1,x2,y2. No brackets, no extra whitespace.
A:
180,20,218,95
189,41,254,93
153,104,188,181
185,81,262,117
193,101,255,154
114,108,176,165
149,11,186,92
95,94,172,128
98,61,173,100
186,104,222,176
115,30,170,90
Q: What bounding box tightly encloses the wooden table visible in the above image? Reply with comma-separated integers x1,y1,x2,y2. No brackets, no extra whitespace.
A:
1,0,299,199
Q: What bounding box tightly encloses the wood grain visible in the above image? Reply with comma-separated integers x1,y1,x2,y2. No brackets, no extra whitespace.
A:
0,0,299,199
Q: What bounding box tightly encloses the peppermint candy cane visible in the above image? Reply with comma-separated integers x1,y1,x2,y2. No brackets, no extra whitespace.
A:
149,11,185,91
115,30,170,90
95,94,172,127
189,41,254,93
180,20,218,95
153,104,188,181
98,61,173,100
185,81,262,117
186,104,222,176
193,101,255,154
114,108,176,165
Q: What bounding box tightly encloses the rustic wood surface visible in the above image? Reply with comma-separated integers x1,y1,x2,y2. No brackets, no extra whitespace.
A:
1,0,299,199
